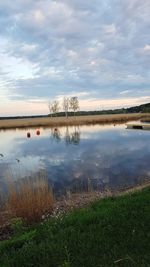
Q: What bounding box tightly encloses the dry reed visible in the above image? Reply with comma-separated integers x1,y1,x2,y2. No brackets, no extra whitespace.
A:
0,113,150,129
5,177,54,224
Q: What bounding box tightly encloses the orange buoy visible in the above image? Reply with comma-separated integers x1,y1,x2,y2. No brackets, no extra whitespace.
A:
27,132,31,138
36,129,40,135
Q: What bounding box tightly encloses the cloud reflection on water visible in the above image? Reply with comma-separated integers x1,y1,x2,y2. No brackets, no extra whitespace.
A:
0,124,150,197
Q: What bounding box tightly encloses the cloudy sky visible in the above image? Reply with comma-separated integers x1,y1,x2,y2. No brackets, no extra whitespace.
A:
0,0,150,116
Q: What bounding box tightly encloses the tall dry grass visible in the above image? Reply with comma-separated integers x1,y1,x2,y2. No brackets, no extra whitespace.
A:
5,177,54,224
0,113,150,129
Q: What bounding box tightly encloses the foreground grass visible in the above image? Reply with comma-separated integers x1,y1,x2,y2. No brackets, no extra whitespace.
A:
0,187,150,267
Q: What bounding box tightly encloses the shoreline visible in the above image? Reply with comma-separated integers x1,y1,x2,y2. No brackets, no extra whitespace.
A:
0,180,149,240
1,185,149,266
52,180,150,218
0,113,149,129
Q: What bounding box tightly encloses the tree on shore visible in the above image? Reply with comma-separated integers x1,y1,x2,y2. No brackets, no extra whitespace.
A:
48,100,59,117
69,96,79,117
51,100,59,116
48,101,53,117
62,97,69,118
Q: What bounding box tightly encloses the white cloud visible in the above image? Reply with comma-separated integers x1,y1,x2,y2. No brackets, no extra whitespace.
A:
21,43,38,53
0,0,149,115
120,90,132,95
0,52,38,79
143,44,150,53
33,9,45,23
102,24,117,34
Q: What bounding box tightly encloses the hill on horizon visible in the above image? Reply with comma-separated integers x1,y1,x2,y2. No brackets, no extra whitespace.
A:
0,102,150,120
54,102,150,117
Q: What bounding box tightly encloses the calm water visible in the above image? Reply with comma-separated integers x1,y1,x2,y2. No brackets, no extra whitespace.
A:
0,123,150,197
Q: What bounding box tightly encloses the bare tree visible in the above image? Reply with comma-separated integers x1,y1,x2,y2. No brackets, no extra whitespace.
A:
69,96,79,116
51,100,59,116
63,97,69,118
48,101,53,117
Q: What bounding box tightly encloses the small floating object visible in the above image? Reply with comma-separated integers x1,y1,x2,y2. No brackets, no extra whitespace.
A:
27,132,31,138
0,153,4,157
16,158,20,163
126,123,150,130
36,129,40,135
54,128,58,132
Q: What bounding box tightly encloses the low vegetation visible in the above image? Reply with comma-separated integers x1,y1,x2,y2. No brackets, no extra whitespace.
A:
0,187,149,267
0,178,53,226
0,113,150,129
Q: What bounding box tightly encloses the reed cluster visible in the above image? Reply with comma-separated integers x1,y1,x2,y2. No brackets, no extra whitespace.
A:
1,177,53,225
0,113,150,129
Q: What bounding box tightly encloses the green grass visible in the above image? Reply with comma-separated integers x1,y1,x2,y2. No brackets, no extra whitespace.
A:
0,187,150,267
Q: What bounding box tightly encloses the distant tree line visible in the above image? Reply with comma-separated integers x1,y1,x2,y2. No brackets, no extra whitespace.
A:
47,100,150,118
0,101,149,120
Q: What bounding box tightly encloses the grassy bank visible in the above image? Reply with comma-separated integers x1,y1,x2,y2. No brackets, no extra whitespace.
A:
0,187,149,267
0,113,150,129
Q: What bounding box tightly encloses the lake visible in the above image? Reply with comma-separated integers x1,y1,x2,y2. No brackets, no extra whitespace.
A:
0,123,150,198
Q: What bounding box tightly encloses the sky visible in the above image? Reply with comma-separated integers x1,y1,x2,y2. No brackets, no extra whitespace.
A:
0,0,150,116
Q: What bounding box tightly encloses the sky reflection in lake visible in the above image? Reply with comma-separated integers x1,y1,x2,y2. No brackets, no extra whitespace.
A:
0,124,150,197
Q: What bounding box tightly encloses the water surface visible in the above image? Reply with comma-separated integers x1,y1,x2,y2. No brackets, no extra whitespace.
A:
0,123,150,197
